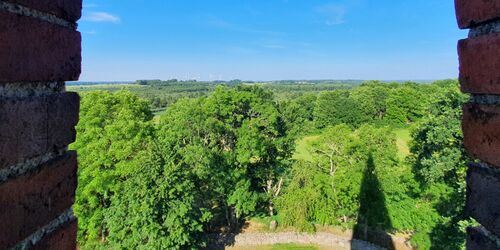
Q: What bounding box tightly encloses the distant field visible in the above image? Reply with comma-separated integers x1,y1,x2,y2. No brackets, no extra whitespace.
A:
67,84,145,91
394,128,411,159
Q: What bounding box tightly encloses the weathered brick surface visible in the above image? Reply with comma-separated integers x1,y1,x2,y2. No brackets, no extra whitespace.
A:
4,0,82,22
467,227,500,250
48,93,80,152
0,153,77,249
32,220,77,250
0,92,79,169
459,33,500,94
455,0,500,29
0,11,81,82
463,104,500,167
466,164,500,238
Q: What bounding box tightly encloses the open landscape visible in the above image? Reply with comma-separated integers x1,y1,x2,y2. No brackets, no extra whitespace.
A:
3,0,498,249
69,79,471,249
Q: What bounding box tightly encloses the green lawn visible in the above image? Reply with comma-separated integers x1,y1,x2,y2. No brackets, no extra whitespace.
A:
292,135,320,162
268,244,320,250
293,128,411,162
394,128,411,159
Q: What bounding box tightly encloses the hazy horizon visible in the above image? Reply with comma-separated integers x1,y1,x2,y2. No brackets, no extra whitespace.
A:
69,78,445,84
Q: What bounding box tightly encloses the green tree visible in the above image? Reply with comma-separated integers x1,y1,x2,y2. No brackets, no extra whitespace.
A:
277,124,403,230
385,85,426,125
105,147,212,249
157,86,292,229
279,93,317,139
71,90,154,246
351,81,390,122
314,90,367,129
409,84,470,249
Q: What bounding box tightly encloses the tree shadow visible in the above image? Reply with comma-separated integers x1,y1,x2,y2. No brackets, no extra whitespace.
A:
204,232,236,250
203,218,247,250
352,153,396,250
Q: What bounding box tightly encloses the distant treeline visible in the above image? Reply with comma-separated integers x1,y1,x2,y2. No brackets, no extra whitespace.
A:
67,81,134,86
72,79,430,111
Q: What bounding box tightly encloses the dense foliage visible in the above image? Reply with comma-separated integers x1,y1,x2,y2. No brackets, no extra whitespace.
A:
277,125,400,230
72,79,470,249
71,91,154,246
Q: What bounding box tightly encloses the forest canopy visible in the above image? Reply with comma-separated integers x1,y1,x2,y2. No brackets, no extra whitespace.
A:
70,79,471,250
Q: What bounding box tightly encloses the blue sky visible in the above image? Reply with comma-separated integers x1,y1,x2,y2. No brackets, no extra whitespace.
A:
79,0,467,81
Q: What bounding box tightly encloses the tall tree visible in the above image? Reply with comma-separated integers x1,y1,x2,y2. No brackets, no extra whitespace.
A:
156,86,292,229
279,93,317,139
314,90,367,129
385,85,426,125
351,81,390,121
71,91,154,246
105,147,212,249
409,84,470,249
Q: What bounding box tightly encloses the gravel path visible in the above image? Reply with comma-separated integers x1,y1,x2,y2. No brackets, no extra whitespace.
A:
208,232,386,250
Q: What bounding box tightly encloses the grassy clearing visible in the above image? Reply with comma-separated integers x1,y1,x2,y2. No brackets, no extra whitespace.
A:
293,128,412,162
394,128,411,159
292,135,320,162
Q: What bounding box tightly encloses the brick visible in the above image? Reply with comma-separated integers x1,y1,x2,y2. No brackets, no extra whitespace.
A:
0,92,79,169
466,164,500,237
32,220,77,250
463,104,500,166
467,227,500,250
459,33,500,94
4,0,82,22
0,11,81,82
48,93,80,152
0,152,77,249
455,0,500,29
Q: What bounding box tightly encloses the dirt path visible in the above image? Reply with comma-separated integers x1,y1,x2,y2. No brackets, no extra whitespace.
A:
209,232,386,250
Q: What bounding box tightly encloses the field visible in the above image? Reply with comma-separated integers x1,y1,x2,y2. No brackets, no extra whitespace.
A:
394,128,411,159
293,128,411,162
292,135,320,162
68,83,145,91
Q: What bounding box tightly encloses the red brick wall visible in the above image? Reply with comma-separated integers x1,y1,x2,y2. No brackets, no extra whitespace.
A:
455,0,500,249
0,0,81,249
